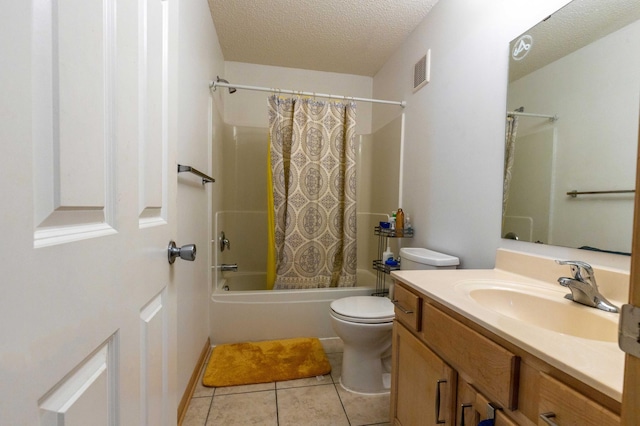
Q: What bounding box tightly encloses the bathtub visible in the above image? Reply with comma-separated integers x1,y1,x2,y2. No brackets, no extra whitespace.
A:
210,269,377,344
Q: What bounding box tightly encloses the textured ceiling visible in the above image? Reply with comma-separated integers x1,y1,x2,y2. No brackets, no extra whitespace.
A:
509,0,640,82
207,0,440,77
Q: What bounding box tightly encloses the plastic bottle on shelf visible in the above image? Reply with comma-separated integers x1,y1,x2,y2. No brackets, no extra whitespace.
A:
382,244,394,263
390,212,396,230
396,208,404,234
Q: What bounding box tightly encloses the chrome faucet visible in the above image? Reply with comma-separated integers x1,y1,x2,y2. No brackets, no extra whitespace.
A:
555,260,619,313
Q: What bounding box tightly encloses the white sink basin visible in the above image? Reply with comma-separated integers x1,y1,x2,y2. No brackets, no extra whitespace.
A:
456,280,619,342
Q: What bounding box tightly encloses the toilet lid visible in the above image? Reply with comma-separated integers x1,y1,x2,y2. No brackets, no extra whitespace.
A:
330,296,395,324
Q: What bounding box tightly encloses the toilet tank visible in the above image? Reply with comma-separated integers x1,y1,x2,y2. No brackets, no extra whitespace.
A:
399,247,459,270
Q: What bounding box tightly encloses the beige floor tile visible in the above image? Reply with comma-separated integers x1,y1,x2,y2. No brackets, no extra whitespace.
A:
193,361,215,398
319,337,343,354
335,385,391,426
181,397,212,426
277,384,349,426
213,382,275,396
327,352,342,383
276,374,333,389
206,390,277,425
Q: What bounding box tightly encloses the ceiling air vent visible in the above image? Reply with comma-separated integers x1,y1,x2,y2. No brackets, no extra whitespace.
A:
413,49,431,92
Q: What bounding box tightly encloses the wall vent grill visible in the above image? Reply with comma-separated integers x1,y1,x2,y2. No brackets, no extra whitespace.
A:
413,50,431,92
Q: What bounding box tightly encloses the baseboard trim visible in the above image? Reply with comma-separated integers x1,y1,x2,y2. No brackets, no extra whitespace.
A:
178,337,211,426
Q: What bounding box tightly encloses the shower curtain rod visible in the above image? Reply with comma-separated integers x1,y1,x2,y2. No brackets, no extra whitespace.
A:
507,110,558,121
210,80,406,108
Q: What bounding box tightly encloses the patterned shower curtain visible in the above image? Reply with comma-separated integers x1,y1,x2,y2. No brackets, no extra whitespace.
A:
502,115,519,220
267,95,357,289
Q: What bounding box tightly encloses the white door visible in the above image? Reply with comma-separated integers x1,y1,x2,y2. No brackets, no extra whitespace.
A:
0,0,179,424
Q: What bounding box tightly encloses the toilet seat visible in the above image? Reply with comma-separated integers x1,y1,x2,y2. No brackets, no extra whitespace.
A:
330,296,395,324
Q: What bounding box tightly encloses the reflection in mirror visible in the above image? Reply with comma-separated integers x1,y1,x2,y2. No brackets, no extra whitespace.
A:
503,0,640,254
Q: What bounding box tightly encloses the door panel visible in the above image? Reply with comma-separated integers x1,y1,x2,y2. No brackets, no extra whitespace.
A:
0,0,177,424
139,0,167,224
38,335,117,426
32,0,117,246
140,290,170,426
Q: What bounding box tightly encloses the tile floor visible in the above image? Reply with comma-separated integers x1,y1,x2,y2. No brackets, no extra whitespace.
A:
182,338,391,426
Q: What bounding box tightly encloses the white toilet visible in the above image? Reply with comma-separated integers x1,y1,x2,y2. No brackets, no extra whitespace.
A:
329,247,459,394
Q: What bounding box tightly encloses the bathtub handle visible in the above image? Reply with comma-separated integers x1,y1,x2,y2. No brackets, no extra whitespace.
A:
220,232,230,252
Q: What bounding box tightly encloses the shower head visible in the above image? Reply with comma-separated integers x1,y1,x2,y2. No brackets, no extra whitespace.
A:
216,76,237,94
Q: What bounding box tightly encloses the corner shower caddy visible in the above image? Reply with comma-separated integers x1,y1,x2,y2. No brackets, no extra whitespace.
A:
372,226,413,296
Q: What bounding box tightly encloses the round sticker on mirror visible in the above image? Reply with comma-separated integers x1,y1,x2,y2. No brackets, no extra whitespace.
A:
512,35,533,61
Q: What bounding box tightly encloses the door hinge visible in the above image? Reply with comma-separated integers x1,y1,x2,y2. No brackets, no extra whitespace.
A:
619,304,640,358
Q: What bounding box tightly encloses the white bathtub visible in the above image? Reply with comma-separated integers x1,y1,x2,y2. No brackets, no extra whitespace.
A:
210,269,377,344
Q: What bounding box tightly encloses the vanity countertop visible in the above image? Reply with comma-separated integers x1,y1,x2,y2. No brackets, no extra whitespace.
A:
390,265,626,402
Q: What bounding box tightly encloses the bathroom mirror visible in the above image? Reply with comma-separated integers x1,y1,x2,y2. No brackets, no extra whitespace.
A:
502,0,640,254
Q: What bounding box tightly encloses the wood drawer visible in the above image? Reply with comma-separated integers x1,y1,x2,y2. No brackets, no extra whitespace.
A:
421,301,520,410
392,282,421,332
538,373,619,426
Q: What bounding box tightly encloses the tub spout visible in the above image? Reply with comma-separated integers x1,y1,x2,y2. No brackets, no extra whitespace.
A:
220,263,238,272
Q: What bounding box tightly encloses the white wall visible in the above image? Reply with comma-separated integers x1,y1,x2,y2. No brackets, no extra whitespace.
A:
372,0,577,269
357,118,403,271
175,0,225,401
222,61,374,135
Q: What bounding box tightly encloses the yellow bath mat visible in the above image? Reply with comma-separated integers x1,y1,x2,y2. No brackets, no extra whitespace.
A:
202,337,331,387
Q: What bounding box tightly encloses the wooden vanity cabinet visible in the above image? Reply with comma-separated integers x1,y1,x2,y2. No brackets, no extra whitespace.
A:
390,281,621,426
390,322,457,425
391,283,456,425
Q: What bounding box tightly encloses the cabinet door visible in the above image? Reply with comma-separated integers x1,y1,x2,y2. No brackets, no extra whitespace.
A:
391,322,457,426
538,373,620,426
458,378,519,426
457,378,480,426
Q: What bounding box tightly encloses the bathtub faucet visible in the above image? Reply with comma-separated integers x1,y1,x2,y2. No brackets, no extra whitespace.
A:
220,263,238,272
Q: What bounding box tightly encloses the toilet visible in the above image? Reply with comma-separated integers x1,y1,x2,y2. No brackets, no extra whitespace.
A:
329,247,459,394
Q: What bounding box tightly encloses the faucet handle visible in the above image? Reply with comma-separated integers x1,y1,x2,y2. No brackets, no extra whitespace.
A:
555,260,596,285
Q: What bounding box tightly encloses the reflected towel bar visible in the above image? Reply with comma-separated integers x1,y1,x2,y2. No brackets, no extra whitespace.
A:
177,164,215,184
507,110,558,121
567,189,634,198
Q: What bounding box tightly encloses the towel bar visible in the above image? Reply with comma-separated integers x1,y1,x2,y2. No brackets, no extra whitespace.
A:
177,164,215,184
566,189,634,198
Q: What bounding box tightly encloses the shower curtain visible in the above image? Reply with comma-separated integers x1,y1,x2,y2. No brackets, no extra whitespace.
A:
267,95,357,289
502,115,519,221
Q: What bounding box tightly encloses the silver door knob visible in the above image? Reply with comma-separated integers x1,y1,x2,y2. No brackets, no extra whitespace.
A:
168,241,197,264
